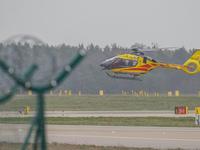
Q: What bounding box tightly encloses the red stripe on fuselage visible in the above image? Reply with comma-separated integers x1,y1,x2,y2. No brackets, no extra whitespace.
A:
159,64,165,67
152,64,158,66
123,68,149,71
140,64,152,68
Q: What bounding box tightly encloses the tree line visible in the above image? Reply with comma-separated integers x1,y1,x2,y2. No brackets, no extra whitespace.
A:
0,42,199,95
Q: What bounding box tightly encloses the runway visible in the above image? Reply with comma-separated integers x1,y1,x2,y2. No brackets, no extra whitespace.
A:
0,111,199,149
0,110,196,117
0,124,200,149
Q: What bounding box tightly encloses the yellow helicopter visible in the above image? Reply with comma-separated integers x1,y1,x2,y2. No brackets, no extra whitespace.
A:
100,47,200,81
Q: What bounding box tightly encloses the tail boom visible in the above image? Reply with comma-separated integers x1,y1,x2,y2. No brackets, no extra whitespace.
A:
156,63,189,70
154,50,200,75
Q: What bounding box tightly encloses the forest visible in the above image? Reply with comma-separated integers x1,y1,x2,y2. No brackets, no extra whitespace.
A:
0,42,199,95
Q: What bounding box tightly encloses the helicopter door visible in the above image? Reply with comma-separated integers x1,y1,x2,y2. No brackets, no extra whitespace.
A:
143,57,147,64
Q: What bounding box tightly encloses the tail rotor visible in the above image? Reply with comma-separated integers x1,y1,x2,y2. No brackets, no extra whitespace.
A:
182,50,200,75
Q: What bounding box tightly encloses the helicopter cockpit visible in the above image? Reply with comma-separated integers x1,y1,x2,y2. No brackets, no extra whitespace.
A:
100,57,138,70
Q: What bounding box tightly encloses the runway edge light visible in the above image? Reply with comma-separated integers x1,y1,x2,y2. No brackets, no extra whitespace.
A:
168,92,172,96
175,91,179,96
195,107,200,115
26,107,29,115
100,90,103,96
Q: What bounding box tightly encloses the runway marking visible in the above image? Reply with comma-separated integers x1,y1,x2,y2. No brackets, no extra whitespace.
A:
48,134,200,142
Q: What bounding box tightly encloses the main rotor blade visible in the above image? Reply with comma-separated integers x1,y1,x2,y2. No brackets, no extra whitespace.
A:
115,47,180,52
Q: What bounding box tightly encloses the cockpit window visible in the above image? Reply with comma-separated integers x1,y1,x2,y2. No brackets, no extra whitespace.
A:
113,58,121,66
106,57,116,63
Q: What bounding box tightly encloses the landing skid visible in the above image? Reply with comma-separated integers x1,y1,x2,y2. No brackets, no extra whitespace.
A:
105,72,142,81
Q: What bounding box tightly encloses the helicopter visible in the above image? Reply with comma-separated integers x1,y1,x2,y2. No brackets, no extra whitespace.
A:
100,47,200,81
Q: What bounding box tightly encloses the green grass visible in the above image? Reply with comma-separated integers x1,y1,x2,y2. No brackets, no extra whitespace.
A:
0,95,200,111
0,95,199,150
0,142,185,150
0,116,199,127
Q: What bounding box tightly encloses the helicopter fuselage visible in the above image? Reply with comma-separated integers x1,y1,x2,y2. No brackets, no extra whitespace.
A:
100,53,161,76
100,49,200,80
100,52,197,77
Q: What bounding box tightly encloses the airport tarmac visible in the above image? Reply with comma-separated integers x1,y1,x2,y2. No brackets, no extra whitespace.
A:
0,111,199,149
0,124,200,149
0,110,196,117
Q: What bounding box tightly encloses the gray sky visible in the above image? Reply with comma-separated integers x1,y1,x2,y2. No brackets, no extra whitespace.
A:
0,0,200,49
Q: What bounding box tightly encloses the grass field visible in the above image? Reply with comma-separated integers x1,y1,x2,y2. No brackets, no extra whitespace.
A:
0,95,200,111
0,142,185,150
0,95,199,150
0,116,198,127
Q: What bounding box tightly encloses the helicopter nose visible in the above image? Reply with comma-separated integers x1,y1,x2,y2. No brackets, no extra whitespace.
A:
100,60,110,69
100,62,107,70
100,57,115,68
100,62,106,67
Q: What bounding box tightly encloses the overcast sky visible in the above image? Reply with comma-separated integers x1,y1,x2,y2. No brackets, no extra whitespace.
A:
0,0,200,49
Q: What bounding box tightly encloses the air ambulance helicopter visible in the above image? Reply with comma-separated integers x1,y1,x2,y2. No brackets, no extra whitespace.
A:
100,46,200,81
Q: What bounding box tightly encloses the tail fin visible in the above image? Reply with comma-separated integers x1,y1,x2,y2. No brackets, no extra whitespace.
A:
182,50,200,75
